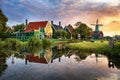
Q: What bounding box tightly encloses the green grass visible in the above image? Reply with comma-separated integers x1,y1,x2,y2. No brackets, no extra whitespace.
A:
1,37,120,56
66,40,120,55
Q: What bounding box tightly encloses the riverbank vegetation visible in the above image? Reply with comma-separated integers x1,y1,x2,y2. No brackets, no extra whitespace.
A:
66,40,120,55
0,37,53,53
1,37,120,57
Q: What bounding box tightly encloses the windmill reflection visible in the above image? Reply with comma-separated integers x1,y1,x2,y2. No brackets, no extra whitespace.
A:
11,54,15,64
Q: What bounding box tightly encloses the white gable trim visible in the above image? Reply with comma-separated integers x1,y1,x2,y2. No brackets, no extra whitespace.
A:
66,26,71,34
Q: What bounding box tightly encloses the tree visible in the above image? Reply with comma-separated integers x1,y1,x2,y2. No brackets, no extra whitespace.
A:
56,30,69,39
0,9,11,39
61,30,69,39
74,22,92,39
87,27,93,38
0,9,8,33
13,24,25,32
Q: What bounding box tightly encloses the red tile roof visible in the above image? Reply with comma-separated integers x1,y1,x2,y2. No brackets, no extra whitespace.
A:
25,54,48,64
66,24,74,34
24,21,48,32
93,31,103,34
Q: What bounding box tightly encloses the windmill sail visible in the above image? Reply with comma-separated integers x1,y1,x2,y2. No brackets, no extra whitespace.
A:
91,19,103,31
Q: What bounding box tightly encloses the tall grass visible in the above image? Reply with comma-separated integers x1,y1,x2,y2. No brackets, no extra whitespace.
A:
108,41,120,55
66,41,120,54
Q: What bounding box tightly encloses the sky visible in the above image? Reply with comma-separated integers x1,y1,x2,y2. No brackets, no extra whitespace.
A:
0,0,120,36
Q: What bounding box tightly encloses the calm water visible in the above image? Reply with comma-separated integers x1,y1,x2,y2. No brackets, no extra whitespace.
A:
0,46,120,80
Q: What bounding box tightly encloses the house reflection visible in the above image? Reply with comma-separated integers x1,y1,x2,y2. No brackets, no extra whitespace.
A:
25,54,48,64
25,48,52,64
51,46,64,63
24,45,120,69
53,45,75,62
66,50,74,58
66,50,81,61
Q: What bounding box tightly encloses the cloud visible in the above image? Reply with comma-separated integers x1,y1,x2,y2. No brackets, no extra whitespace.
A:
0,0,119,23
0,0,120,36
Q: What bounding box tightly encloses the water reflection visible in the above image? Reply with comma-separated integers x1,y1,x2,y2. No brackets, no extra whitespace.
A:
51,46,67,63
25,48,52,64
17,45,120,69
24,45,68,64
108,60,114,68
107,54,120,69
1,44,120,80
0,51,8,76
0,58,7,76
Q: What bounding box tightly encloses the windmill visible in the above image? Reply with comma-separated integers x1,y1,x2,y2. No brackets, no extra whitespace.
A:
91,19,104,39
91,19,103,31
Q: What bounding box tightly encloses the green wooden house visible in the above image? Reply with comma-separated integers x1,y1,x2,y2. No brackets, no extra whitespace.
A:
51,21,63,38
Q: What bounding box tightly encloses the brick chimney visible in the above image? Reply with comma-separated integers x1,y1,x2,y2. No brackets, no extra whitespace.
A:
51,21,53,25
25,19,28,26
59,21,61,26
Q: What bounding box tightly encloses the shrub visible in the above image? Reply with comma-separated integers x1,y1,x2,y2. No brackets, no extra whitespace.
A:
27,36,42,53
3,38,22,51
27,36,42,47
0,40,4,50
42,38,52,49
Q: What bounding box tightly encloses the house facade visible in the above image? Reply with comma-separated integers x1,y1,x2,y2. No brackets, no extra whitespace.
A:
51,21,63,38
24,21,53,39
92,31,103,39
64,24,74,39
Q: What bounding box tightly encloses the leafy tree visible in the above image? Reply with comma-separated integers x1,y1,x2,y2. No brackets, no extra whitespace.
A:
0,9,11,39
0,9,8,33
74,22,92,39
56,30,69,39
87,27,93,38
13,24,25,32
61,30,69,39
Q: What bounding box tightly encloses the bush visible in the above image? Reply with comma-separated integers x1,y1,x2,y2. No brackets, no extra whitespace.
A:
0,40,4,49
42,38,52,49
3,38,22,51
27,36,42,53
27,36,42,47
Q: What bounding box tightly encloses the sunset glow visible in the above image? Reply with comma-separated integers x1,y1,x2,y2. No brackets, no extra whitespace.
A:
0,0,120,36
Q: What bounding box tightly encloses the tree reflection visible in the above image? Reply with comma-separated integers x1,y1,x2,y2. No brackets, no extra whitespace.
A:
51,45,68,63
75,50,89,60
0,51,8,76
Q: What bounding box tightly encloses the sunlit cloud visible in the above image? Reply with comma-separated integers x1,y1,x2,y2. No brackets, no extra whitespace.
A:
0,0,120,36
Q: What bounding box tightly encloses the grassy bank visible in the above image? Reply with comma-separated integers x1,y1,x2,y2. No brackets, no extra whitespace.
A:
66,40,120,55
0,37,53,53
